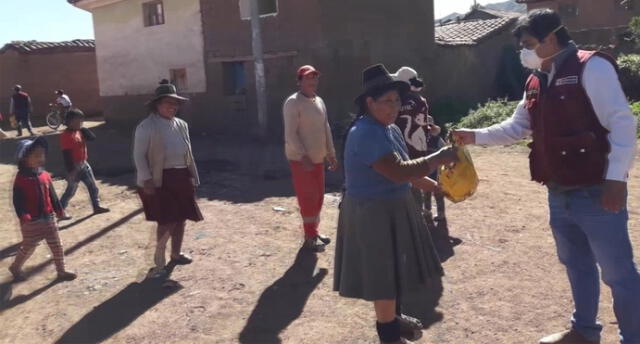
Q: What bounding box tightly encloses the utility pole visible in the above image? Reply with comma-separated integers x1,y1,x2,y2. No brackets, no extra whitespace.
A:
249,0,268,139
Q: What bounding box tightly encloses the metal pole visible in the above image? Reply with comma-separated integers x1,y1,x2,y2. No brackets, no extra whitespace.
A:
249,0,268,139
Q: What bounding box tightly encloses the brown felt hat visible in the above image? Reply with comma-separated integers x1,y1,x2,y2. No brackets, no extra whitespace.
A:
354,64,409,104
146,80,188,105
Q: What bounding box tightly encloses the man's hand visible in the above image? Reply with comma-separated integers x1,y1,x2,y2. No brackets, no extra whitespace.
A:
327,156,339,171
429,124,441,136
301,155,314,171
143,179,156,196
602,180,627,213
450,129,476,145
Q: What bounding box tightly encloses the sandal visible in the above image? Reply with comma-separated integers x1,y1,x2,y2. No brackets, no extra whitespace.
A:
57,271,78,281
170,253,193,265
148,267,168,279
317,234,331,245
397,314,423,341
9,265,26,282
303,237,326,253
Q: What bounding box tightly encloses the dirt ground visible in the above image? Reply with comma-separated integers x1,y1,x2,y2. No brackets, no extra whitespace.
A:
1,128,639,343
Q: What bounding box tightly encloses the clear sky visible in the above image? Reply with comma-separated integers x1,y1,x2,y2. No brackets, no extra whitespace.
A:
0,0,499,45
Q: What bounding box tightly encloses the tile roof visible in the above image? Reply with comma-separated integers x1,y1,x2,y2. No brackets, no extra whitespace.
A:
435,17,517,46
0,39,95,54
464,8,523,19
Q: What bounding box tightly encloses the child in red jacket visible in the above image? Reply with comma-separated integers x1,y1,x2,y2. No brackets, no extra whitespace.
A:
9,136,76,281
59,109,109,216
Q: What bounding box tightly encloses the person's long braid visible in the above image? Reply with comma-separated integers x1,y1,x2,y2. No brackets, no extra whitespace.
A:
339,98,368,206
339,114,362,207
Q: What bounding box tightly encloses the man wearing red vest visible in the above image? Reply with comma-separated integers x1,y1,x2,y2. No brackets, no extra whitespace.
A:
9,85,35,136
454,9,640,344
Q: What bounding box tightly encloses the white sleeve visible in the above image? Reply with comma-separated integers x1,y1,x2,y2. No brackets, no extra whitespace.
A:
283,98,307,156
9,97,14,114
321,100,336,158
582,56,638,181
473,93,533,146
133,123,153,182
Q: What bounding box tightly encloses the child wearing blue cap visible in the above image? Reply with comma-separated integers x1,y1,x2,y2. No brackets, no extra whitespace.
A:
8,136,76,281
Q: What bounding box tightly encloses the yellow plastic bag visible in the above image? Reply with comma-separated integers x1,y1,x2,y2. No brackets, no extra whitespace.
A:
438,145,479,203
9,115,17,129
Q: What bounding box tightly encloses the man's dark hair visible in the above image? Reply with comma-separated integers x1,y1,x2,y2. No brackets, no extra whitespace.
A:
65,108,85,126
56,89,64,95
513,9,572,46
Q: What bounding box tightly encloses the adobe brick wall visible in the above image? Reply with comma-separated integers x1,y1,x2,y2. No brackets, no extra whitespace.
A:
100,92,213,134
527,0,640,31
0,49,102,126
430,27,521,107
197,0,437,140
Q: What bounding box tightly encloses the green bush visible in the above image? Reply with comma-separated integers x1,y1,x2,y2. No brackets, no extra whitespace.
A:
430,100,474,136
454,98,519,129
618,54,640,101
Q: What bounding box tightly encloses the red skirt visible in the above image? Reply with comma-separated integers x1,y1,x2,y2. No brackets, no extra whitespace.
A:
138,168,203,225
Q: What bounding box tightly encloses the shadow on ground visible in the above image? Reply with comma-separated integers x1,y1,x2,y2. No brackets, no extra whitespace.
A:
54,267,183,344
238,248,328,344
0,209,144,312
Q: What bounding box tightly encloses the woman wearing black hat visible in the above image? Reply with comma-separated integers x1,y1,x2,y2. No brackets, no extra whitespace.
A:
333,64,457,343
133,80,203,277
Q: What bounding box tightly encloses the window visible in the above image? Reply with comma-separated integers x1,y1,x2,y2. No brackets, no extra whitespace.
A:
558,3,578,18
143,1,165,27
170,68,188,91
239,0,278,20
222,62,247,96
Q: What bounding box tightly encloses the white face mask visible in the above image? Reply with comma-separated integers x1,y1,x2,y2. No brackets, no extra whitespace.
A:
519,25,565,70
520,47,542,70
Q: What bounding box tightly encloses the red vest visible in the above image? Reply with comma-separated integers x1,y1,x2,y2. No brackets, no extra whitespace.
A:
14,170,56,219
525,50,615,186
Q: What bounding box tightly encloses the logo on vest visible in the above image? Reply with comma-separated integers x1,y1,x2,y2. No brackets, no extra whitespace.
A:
526,89,539,98
555,76,579,86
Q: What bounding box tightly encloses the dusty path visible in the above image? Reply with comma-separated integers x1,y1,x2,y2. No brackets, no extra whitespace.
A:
0,142,638,344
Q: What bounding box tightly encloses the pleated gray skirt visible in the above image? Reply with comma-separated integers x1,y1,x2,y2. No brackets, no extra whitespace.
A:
333,190,444,301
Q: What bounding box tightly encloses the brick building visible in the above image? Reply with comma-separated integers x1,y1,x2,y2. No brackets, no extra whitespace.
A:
0,39,102,125
516,0,640,48
517,0,639,30
69,0,436,136
433,9,527,104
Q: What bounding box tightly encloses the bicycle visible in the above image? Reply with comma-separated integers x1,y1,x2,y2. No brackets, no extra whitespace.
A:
46,103,66,130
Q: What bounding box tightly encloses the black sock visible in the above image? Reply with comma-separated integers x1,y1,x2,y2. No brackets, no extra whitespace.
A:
376,319,400,343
